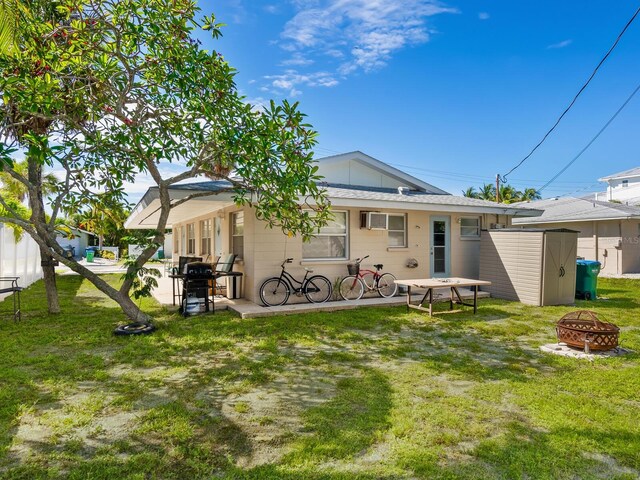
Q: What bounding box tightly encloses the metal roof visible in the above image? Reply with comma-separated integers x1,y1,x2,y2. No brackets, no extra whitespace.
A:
598,166,640,182
512,197,640,224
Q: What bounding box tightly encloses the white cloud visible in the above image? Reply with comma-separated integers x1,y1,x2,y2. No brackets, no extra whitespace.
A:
280,53,315,67
547,39,573,49
478,12,490,20
262,0,457,95
264,4,279,14
264,70,339,97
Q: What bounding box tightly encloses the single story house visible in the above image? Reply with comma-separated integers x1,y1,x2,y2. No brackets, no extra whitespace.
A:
56,227,96,258
595,166,640,204
512,197,640,275
125,151,541,303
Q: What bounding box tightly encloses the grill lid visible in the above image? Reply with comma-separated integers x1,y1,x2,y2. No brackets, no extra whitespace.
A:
184,262,214,278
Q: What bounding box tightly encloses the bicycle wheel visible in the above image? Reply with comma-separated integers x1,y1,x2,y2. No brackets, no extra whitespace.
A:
259,278,290,306
361,271,376,292
339,276,364,301
376,273,398,298
304,275,332,303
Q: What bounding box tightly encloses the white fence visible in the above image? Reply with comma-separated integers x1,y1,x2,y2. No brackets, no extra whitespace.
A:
0,223,43,299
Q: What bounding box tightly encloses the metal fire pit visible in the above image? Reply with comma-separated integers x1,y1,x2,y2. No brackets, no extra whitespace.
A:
556,310,619,352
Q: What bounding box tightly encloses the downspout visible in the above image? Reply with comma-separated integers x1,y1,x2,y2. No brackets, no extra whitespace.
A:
618,220,622,274
593,221,598,262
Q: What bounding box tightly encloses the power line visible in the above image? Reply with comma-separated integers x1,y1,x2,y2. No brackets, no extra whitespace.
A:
539,81,640,192
501,5,640,181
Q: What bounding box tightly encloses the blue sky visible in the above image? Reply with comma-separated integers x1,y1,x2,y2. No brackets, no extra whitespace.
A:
195,0,640,198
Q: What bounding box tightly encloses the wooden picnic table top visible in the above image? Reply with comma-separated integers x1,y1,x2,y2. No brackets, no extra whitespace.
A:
394,277,492,289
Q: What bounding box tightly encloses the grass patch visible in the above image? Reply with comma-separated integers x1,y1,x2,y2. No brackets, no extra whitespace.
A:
0,274,639,478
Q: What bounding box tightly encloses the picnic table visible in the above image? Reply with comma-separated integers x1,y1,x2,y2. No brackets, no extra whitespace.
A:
394,277,491,316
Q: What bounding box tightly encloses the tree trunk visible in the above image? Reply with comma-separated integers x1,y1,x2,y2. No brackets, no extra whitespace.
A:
27,158,60,314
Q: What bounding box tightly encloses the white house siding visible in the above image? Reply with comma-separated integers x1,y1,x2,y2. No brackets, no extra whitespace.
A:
0,223,42,299
599,177,640,204
173,206,488,304
526,220,640,275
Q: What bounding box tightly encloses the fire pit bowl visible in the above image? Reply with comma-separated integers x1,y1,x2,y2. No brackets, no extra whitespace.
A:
556,310,619,352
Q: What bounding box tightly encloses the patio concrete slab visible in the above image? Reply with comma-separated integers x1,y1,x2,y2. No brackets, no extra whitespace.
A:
228,289,490,318
151,272,490,318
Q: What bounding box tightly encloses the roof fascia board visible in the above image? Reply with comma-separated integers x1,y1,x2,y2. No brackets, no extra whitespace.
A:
328,197,542,216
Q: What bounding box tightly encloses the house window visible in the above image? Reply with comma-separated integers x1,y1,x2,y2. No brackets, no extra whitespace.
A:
388,214,407,247
186,223,196,254
460,217,480,238
303,211,348,260
622,180,629,188
231,212,244,259
200,219,211,255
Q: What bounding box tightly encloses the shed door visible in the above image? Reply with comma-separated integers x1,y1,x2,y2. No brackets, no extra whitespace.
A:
430,216,450,277
542,232,577,305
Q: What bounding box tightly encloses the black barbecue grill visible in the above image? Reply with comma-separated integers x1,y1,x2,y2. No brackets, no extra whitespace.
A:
181,262,214,316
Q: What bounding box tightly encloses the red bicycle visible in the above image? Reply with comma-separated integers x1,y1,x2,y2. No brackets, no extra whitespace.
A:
339,255,397,301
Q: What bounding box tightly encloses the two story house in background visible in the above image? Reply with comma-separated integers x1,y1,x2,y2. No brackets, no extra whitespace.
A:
595,167,640,205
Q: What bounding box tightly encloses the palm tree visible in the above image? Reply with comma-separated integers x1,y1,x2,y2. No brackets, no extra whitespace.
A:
499,184,521,204
521,187,541,202
462,186,479,199
478,183,496,201
0,0,19,53
0,159,58,202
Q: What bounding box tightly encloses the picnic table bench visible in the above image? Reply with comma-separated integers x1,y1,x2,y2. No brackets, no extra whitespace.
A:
394,277,491,316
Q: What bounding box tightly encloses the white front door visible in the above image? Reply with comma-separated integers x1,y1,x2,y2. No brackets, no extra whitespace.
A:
430,216,451,277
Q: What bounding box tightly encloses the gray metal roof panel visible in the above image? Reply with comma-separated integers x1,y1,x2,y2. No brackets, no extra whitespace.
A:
512,197,640,224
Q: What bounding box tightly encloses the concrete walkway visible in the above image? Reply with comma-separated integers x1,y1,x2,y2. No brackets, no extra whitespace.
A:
151,273,490,319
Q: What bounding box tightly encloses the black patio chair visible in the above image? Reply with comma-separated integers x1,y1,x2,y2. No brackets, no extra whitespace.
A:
212,254,237,297
0,277,23,321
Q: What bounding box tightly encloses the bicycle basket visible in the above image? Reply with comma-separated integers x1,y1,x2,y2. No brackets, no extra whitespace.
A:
347,263,359,275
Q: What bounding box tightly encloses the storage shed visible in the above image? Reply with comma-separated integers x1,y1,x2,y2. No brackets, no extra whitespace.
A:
479,228,578,306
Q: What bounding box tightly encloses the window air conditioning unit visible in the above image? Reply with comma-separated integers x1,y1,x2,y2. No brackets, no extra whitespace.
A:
360,212,388,230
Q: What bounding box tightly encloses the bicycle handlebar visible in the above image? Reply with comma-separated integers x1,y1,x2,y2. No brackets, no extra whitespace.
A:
281,258,294,267
354,255,370,264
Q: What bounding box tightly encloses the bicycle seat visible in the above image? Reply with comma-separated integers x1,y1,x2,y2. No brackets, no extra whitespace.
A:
374,264,383,270
304,267,314,273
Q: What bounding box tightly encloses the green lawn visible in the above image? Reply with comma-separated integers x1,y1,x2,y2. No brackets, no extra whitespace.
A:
0,275,639,479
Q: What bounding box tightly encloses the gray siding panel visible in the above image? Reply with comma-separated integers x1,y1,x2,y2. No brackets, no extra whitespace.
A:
480,231,544,305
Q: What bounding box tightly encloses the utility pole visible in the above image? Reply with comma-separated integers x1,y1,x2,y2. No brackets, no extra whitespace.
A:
495,174,500,203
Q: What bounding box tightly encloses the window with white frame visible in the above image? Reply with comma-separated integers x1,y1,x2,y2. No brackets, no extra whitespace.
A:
231,212,244,259
460,217,481,238
302,211,348,259
200,219,211,255
186,223,196,254
622,180,629,188
388,214,407,247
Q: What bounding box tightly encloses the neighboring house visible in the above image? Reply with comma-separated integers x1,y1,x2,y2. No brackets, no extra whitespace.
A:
56,227,96,258
125,151,541,303
0,222,42,298
512,197,640,275
595,167,640,204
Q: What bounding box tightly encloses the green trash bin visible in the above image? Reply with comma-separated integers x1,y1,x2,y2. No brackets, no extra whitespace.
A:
576,260,601,300
86,250,95,263
157,248,164,260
